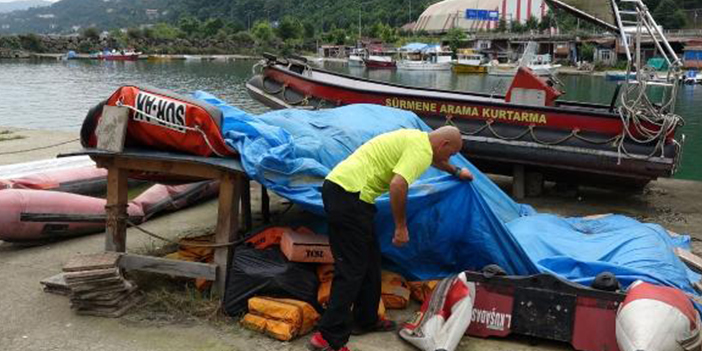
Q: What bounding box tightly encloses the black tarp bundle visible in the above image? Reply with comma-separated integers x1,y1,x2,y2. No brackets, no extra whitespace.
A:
223,246,321,316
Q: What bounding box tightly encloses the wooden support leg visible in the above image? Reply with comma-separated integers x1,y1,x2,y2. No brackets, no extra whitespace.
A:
241,178,252,232
261,186,270,224
105,164,128,252
526,171,544,197
214,173,241,297
513,164,526,200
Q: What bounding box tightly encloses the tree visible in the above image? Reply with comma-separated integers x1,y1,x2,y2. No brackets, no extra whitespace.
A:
203,18,225,37
151,23,181,40
18,33,45,52
495,18,507,32
277,16,304,40
380,24,398,43
444,27,466,56
126,27,143,40
653,0,687,29
81,27,100,41
179,16,201,37
303,20,315,39
251,20,275,46
525,16,539,31
511,21,527,33
580,43,595,62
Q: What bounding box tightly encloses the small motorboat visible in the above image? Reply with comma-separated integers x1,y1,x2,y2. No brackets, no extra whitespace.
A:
0,181,219,242
452,49,488,74
0,156,107,195
98,49,141,61
348,48,366,67
488,42,561,77
363,45,396,69
396,43,452,71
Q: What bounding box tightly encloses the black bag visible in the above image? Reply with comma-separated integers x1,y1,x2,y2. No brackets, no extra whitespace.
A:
223,246,321,316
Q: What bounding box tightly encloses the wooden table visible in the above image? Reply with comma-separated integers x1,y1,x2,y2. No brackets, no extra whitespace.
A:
65,148,252,296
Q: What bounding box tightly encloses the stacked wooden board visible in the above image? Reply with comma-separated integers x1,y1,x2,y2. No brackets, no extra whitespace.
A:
62,252,141,317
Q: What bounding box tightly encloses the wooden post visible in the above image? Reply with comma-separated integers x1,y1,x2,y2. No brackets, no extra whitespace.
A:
214,172,241,296
261,186,270,224
241,178,252,231
513,164,526,200
105,164,128,252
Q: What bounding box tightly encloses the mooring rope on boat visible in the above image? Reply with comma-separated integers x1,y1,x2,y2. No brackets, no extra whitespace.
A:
0,138,80,156
116,101,226,157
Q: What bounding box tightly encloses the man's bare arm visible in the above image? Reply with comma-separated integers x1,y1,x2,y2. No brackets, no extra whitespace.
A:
390,174,410,246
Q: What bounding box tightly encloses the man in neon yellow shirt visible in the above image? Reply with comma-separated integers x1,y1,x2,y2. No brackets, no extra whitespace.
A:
309,126,473,351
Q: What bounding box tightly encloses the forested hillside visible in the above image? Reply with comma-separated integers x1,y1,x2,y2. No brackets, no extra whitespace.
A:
0,0,699,34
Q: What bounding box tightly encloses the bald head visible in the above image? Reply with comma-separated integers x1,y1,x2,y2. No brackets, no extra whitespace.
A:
428,126,463,164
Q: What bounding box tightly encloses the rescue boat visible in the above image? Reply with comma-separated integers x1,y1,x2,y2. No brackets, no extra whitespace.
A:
0,181,219,243
0,156,107,195
246,55,682,188
246,0,686,189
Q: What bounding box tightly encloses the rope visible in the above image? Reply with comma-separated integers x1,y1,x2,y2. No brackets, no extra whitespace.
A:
0,138,79,156
116,102,225,157
280,85,309,106
126,219,247,248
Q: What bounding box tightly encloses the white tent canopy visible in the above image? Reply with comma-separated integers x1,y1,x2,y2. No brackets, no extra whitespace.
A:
413,0,548,33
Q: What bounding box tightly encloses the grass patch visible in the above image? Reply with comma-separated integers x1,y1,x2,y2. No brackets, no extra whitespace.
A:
0,130,25,142
122,271,233,328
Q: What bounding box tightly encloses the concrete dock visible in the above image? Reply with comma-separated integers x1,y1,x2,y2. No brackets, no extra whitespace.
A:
1,127,700,351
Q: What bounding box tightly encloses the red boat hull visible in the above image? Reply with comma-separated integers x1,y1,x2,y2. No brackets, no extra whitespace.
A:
101,54,140,61
246,59,681,185
363,59,396,68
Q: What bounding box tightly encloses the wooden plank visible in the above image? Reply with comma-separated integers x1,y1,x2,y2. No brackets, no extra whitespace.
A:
214,172,241,296
675,248,702,273
261,186,270,223
105,164,128,252
95,105,129,153
94,156,224,180
513,164,526,200
20,213,141,223
119,253,217,280
242,178,252,231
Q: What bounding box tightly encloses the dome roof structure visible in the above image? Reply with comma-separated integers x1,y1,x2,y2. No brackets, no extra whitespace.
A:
414,0,547,33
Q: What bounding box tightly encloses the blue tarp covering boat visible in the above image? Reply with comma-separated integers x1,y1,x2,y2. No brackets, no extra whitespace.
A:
193,91,701,303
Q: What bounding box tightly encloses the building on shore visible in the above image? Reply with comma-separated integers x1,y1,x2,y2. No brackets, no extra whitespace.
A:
414,0,548,34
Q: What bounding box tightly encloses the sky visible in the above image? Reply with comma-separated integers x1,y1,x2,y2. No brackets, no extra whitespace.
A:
0,0,59,3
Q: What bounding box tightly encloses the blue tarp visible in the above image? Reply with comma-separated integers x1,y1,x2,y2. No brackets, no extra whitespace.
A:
194,91,701,301
400,43,429,52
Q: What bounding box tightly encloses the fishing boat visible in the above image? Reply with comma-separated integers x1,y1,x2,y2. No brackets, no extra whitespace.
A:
396,43,452,71
488,42,561,76
452,49,488,74
348,48,366,67
363,45,396,69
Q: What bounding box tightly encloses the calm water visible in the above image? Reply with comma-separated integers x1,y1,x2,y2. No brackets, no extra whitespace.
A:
0,59,700,180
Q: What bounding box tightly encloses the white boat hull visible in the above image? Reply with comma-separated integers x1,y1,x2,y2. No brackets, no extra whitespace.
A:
488,65,560,76
397,61,452,71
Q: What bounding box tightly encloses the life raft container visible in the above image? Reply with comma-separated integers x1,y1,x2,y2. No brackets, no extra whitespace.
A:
616,280,702,351
81,85,236,157
400,272,476,351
